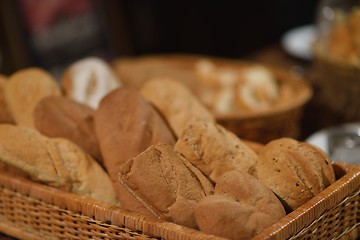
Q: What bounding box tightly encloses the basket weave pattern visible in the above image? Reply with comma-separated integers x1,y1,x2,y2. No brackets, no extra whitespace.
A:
0,163,359,240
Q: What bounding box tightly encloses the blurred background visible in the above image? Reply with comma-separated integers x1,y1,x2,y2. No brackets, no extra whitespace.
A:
0,0,319,76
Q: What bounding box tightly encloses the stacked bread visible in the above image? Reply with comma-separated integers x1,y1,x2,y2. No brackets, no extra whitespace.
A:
0,56,335,240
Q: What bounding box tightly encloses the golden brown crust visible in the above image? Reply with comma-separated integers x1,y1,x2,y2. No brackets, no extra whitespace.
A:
195,170,286,240
0,75,13,123
94,87,176,199
118,143,214,229
0,124,118,205
255,138,335,211
33,96,102,165
4,68,61,128
140,77,214,137
174,120,258,183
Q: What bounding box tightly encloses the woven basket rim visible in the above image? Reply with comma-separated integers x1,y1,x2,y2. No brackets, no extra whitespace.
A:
0,162,358,240
113,54,313,120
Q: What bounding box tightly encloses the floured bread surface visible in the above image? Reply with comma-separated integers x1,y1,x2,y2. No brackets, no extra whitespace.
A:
174,120,258,183
33,96,102,165
62,57,121,109
256,138,336,212
0,124,118,205
119,143,214,229
195,170,286,240
0,75,13,123
4,68,61,128
140,77,215,137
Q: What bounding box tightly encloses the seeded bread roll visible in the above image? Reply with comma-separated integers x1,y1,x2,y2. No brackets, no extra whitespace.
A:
4,68,61,128
0,124,118,205
174,120,258,183
0,75,13,123
62,57,121,109
140,77,215,137
256,138,336,212
33,96,102,165
94,87,176,200
119,143,214,229
195,170,286,240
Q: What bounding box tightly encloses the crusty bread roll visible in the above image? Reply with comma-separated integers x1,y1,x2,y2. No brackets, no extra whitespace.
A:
140,77,215,137
174,120,258,183
119,143,214,229
195,170,286,240
4,68,61,128
94,87,176,199
33,96,102,165
62,57,121,109
255,138,336,212
0,75,13,123
0,124,118,205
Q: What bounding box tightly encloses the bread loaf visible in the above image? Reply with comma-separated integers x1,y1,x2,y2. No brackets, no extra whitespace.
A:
174,120,258,183
255,138,336,211
195,170,286,240
62,57,121,109
0,75,13,123
140,77,214,137
4,68,61,128
0,124,118,205
119,143,214,228
33,96,102,165
94,87,176,199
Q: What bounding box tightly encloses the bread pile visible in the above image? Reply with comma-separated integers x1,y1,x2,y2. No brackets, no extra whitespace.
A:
323,7,360,65
0,57,335,240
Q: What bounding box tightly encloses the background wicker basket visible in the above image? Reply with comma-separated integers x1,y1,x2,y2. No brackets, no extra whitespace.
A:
0,162,358,240
113,54,312,143
312,45,360,123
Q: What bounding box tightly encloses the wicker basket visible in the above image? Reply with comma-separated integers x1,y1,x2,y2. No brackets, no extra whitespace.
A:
0,162,358,240
113,55,312,144
312,46,360,122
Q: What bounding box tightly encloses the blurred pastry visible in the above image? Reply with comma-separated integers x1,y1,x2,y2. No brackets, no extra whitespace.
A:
62,57,121,109
4,68,61,128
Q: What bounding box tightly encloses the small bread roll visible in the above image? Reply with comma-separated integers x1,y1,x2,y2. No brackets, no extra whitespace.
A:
94,87,176,199
195,171,286,240
256,138,336,211
62,57,121,109
174,120,258,183
0,124,118,205
4,68,61,128
140,77,214,137
33,96,102,165
0,75,13,123
119,143,214,229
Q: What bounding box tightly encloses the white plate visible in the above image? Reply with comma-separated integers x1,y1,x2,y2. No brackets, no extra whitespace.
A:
281,25,317,60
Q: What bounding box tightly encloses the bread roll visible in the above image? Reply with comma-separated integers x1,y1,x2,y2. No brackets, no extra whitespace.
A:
0,124,118,205
140,77,214,137
174,120,258,183
195,170,286,240
94,87,176,199
256,138,336,212
0,75,13,123
119,143,214,228
4,68,61,128
33,96,102,165
62,57,121,109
